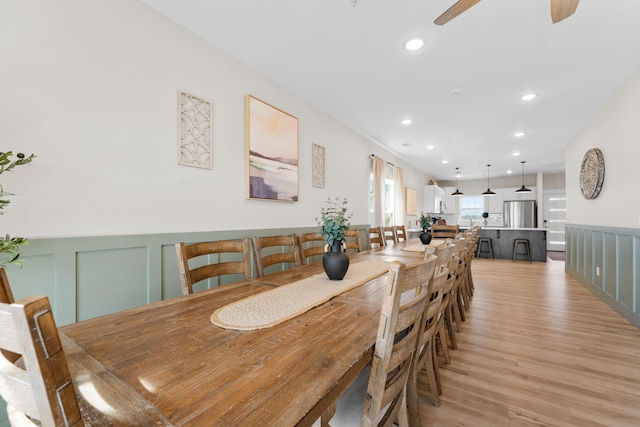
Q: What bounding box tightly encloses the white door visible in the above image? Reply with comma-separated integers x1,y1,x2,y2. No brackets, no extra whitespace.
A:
543,191,566,252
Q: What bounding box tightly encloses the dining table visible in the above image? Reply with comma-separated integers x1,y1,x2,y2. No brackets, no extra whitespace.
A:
59,238,444,426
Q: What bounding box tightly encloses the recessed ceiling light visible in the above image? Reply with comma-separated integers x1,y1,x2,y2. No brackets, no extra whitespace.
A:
401,119,412,125
521,93,537,101
514,131,526,138
426,144,435,150
404,38,424,51
513,151,521,157
442,159,449,164
507,169,513,174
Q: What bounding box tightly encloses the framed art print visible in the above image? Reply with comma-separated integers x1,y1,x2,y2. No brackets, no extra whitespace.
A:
245,95,299,201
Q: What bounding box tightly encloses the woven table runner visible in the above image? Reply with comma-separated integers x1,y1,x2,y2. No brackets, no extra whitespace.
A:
402,243,431,253
210,260,390,331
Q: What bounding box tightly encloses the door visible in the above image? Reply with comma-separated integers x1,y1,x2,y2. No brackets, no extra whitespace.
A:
543,191,566,252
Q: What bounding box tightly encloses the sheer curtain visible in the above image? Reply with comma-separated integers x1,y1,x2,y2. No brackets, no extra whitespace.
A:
372,156,386,227
393,166,404,227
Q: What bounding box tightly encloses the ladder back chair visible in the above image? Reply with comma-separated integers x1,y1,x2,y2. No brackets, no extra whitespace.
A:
0,295,84,427
382,226,398,246
408,266,448,417
251,235,302,278
394,225,407,242
325,256,437,427
343,229,362,253
367,227,385,249
175,238,252,295
296,232,327,265
430,224,460,239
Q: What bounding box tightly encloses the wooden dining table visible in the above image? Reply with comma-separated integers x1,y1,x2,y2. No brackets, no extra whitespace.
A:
60,238,441,426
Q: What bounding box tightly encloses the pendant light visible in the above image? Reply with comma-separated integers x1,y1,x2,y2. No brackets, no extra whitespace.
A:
515,160,532,193
451,167,463,196
482,164,496,196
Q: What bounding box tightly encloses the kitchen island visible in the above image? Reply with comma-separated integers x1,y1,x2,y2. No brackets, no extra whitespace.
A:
461,227,548,262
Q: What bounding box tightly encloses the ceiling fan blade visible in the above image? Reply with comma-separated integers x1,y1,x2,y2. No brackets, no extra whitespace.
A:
434,0,482,25
550,0,580,23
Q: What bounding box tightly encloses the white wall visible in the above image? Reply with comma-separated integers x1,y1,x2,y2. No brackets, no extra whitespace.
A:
0,0,428,238
566,71,640,228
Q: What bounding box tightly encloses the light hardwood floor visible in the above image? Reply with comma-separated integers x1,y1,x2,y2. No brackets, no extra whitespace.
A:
418,257,640,427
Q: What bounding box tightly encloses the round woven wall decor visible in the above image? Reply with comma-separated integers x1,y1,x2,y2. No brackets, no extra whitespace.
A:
579,148,605,199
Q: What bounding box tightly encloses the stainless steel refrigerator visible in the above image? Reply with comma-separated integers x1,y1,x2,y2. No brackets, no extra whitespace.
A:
503,200,537,228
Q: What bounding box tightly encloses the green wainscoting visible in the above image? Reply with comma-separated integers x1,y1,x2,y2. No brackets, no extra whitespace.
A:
1,225,370,425
566,223,640,329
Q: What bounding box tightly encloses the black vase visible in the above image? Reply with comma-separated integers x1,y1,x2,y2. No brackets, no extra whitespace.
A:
419,230,432,245
322,240,350,280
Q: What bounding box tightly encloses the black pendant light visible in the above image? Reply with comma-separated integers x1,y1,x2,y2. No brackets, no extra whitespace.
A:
515,160,532,193
482,164,496,196
451,167,463,196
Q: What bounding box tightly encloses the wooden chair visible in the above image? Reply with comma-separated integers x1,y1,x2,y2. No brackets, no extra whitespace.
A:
408,266,448,416
394,225,407,242
252,235,302,277
175,238,252,295
296,232,327,265
382,226,397,246
0,268,22,365
343,229,362,253
430,224,460,239
0,295,84,426
325,256,437,426
367,227,385,249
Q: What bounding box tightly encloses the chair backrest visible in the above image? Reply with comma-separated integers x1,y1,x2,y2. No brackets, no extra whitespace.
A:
175,238,252,295
0,295,84,426
362,255,436,426
433,242,455,274
367,227,385,249
296,232,327,265
382,226,397,246
343,229,362,253
431,224,460,239
394,225,407,242
251,235,302,277
0,268,21,364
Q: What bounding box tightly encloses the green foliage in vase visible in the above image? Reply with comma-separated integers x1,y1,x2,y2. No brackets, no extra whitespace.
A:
418,212,432,230
1,151,36,266
316,197,353,246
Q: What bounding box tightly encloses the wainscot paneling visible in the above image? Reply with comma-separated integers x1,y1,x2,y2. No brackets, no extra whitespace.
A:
1,225,370,326
566,224,640,329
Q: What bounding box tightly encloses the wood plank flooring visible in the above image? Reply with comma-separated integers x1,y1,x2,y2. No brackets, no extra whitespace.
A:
418,257,640,427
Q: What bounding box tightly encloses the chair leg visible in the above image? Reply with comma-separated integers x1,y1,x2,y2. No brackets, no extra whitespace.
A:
436,324,450,364
444,307,457,349
417,339,441,407
451,291,463,332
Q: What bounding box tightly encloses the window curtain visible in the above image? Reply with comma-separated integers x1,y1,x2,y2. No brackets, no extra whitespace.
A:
372,156,386,227
393,166,404,227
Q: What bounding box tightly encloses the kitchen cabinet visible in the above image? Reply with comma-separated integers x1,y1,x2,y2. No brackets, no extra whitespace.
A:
424,185,445,214
443,186,458,214
487,188,504,213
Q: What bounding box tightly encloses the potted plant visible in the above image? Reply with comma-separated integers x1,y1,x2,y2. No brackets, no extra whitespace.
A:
1,151,35,267
418,212,432,245
316,197,353,280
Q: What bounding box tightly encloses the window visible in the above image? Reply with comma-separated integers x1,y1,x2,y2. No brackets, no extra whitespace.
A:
369,165,395,226
459,196,484,222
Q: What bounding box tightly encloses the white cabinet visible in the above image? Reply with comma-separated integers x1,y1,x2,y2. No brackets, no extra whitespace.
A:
424,185,445,214
487,188,504,214
443,186,458,214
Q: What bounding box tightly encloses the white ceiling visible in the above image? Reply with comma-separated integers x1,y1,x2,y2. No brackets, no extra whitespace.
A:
142,0,640,182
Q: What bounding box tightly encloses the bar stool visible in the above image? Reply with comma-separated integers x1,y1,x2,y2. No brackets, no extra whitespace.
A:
513,238,532,262
476,237,493,259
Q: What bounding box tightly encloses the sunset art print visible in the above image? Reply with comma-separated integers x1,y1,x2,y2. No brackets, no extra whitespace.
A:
246,95,299,201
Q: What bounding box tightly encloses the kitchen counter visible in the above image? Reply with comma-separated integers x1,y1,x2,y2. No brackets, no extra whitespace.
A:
472,227,547,262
